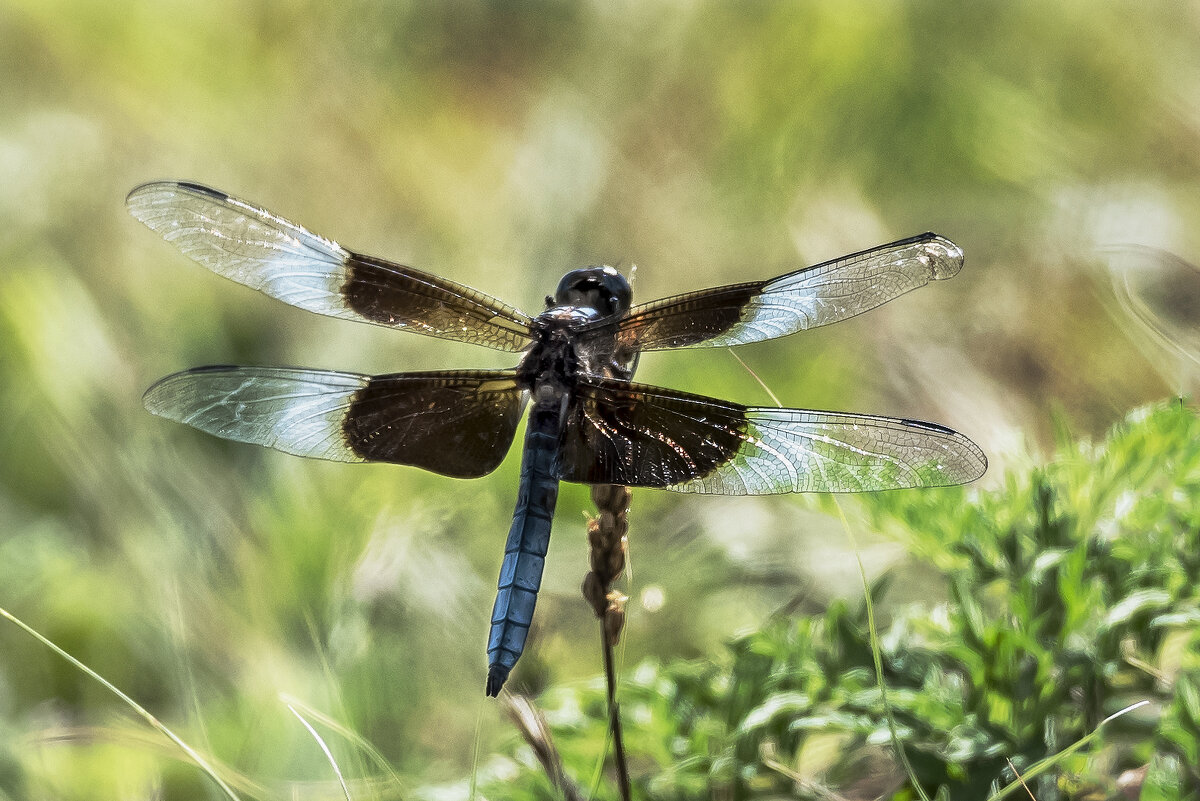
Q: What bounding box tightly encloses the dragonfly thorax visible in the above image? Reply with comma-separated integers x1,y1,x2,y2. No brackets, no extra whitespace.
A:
520,306,595,386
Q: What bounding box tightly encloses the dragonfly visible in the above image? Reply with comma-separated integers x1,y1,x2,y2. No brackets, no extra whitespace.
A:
129,181,987,696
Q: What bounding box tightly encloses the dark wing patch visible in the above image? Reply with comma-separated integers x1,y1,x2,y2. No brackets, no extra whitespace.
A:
344,370,527,477
341,254,535,351
144,367,526,478
557,377,986,494
558,377,749,488
127,181,534,352
603,233,962,351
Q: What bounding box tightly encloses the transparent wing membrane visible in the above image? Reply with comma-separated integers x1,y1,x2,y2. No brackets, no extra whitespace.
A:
559,377,985,494
607,233,962,351
128,181,534,351
144,366,526,477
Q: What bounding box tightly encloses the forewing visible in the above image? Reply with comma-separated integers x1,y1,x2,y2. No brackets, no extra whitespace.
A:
127,181,534,351
144,367,526,478
558,378,986,494
608,233,962,351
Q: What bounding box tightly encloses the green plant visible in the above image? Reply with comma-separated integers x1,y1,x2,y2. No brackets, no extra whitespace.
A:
470,402,1200,800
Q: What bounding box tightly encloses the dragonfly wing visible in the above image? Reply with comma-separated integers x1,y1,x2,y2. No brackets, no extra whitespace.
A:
558,377,985,494
144,366,527,478
128,181,535,351
608,233,962,351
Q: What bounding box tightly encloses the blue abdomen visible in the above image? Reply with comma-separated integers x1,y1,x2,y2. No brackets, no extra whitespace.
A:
485,425,560,696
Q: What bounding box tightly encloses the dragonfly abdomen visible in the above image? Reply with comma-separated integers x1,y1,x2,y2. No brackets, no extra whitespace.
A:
485,425,560,696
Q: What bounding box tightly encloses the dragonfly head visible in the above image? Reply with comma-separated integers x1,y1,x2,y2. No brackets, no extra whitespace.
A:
553,266,632,318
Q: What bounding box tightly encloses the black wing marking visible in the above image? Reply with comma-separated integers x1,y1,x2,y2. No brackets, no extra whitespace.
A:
558,377,986,494
598,233,962,352
144,366,527,478
127,181,535,352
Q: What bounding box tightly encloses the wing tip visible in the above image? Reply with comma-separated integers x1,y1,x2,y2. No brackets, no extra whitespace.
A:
918,232,965,280
125,182,160,217
901,417,988,485
126,179,226,210
142,372,183,418
142,365,242,416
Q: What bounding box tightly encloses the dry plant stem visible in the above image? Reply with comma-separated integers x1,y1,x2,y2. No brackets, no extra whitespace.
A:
501,694,583,801
583,484,632,801
601,625,630,798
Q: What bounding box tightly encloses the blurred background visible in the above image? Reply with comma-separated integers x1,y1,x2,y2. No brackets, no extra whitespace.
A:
1,1,1199,796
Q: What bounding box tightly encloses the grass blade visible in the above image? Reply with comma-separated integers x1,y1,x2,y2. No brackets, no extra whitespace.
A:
0,604,242,801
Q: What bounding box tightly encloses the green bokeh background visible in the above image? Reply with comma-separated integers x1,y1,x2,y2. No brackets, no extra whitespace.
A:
1,1,1198,796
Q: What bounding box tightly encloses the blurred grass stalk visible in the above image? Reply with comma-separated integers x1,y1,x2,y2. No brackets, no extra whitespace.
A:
0,604,243,801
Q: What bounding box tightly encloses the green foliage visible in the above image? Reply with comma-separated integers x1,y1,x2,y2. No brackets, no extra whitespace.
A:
3,3,1200,797
477,403,1200,799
